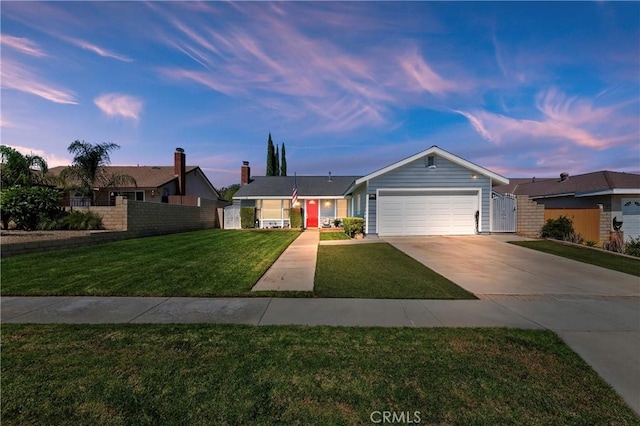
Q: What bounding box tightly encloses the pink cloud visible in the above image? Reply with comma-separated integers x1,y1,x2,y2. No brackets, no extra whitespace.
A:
457,88,638,150
94,93,143,121
1,60,77,104
399,49,460,95
65,37,132,62
0,35,47,57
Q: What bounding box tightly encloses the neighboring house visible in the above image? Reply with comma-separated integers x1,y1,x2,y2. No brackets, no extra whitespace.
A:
50,148,225,206
494,171,640,241
233,146,509,236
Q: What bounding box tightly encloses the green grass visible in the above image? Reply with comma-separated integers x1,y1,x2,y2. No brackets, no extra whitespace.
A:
2,324,637,425
510,240,640,277
315,243,475,299
319,231,350,241
1,230,301,296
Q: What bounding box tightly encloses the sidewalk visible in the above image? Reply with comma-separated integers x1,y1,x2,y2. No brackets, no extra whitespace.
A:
2,295,638,413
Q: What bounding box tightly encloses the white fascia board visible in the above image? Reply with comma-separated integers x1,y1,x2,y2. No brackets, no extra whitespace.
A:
530,192,575,199
233,195,347,200
354,146,509,186
575,188,640,197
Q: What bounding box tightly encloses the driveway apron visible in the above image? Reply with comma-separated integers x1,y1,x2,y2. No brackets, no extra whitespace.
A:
384,235,640,414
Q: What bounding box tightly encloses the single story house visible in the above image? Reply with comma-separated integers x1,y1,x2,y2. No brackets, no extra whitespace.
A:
49,148,225,206
233,146,509,236
494,171,640,241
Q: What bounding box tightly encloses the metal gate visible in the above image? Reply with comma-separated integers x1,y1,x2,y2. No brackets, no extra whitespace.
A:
491,193,516,232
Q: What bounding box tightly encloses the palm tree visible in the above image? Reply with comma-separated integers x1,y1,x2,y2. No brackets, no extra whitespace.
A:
0,145,48,188
62,140,136,204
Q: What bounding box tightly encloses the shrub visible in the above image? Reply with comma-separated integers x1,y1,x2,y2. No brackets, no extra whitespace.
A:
240,207,256,228
0,186,63,230
563,232,583,244
65,211,103,230
290,207,303,229
624,237,640,258
541,216,574,240
342,217,364,238
603,231,625,254
333,218,342,228
584,240,597,247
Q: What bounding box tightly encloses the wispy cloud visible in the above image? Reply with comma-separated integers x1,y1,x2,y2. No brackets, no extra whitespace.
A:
94,93,143,121
457,87,639,150
0,34,47,57
65,37,133,62
5,144,71,167
399,49,460,95
1,60,77,104
150,2,471,134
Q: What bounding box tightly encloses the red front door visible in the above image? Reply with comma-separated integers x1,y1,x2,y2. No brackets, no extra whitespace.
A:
306,199,318,228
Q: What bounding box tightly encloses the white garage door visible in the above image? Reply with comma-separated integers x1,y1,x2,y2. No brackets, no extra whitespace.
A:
621,198,640,242
378,191,478,236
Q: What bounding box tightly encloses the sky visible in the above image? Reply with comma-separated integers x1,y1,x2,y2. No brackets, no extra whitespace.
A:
1,1,639,188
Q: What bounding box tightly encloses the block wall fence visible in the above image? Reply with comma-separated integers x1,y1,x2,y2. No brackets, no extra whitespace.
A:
1,197,226,257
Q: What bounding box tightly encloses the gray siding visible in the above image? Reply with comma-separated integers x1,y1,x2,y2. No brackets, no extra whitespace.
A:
351,185,367,218
367,155,492,234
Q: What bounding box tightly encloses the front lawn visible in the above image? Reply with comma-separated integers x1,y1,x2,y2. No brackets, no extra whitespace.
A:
315,243,475,299
1,230,300,296
510,240,640,277
319,231,350,241
2,324,636,425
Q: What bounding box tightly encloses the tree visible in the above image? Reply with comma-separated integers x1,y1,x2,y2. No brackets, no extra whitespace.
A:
266,133,275,176
280,143,287,176
218,184,241,202
0,145,48,187
274,144,280,176
62,140,136,204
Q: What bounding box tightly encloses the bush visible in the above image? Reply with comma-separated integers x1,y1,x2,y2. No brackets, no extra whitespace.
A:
624,237,640,258
37,211,104,230
240,207,256,228
563,232,583,244
290,207,303,229
584,240,597,247
342,217,364,238
541,216,574,240
333,218,342,228
603,231,625,254
0,186,63,230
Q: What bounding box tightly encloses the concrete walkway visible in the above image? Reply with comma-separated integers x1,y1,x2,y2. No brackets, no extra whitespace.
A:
251,229,319,291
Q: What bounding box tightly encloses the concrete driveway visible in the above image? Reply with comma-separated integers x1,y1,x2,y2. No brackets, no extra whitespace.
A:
383,235,639,297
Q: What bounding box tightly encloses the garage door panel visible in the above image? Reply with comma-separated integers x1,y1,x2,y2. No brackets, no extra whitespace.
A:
378,192,477,236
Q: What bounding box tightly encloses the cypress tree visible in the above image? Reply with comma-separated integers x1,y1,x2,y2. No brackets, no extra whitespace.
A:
266,133,275,176
275,144,280,176
280,143,287,176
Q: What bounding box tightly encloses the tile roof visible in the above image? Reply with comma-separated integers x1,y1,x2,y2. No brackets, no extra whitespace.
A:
234,176,360,198
494,171,640,197
48,165,198,189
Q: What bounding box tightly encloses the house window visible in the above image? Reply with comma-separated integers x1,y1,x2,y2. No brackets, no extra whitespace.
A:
427,156,436,168
337,199,347,218
261,199,282,219
115,191,144,201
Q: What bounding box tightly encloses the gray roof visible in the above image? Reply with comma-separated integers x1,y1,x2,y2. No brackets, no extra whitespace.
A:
234,176,360,198
494,171,640,197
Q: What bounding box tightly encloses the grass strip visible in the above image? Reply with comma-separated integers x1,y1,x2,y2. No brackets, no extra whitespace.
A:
319,232,350,241
1,230,300,296
315,243,476,299
2,324,637,425
510,240,640,277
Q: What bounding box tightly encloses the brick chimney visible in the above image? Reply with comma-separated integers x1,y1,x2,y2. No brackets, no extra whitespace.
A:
174,148,186,195
241,161,251,185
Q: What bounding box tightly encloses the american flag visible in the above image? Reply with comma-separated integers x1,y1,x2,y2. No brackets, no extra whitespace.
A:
292,173,298,206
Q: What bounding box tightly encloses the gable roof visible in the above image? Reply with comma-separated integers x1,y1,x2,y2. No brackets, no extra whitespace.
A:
48,165,198,189
347,145,508,193
494,171,640,198
234,176,359,199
